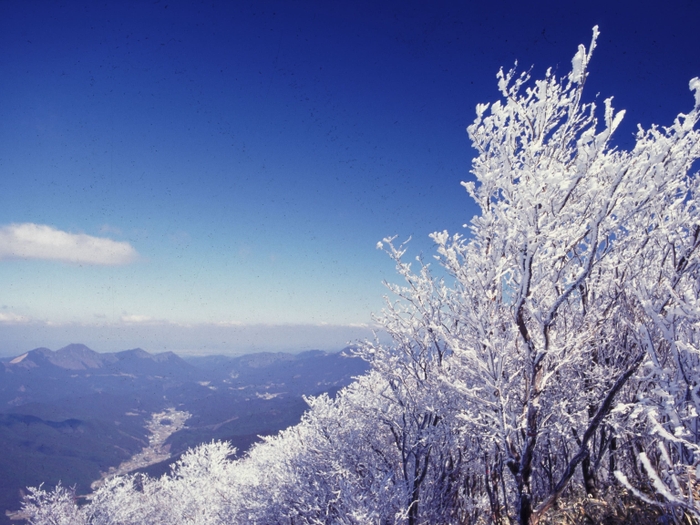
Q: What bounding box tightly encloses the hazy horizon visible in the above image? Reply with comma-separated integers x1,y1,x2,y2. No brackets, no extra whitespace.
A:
0,322,381,358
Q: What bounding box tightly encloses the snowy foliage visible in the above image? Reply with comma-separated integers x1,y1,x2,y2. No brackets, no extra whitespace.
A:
19,28,700,524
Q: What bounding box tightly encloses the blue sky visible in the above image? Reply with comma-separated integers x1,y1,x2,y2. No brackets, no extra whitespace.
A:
0,0,698,355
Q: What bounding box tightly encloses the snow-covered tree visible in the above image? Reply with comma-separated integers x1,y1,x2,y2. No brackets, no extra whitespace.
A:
371,26,700,523
19,483,86,525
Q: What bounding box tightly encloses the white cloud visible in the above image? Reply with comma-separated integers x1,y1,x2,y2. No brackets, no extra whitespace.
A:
0,312,30,324
121,314,155,324
212,320,244,327
0,223,137,265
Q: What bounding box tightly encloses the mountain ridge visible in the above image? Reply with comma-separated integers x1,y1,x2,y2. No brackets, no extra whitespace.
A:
3,344,190,372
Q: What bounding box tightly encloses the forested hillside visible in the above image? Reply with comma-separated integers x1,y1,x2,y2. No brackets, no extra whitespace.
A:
18,29,700,524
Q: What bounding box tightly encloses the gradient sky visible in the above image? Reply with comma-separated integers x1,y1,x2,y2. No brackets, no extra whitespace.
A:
0,0,698,355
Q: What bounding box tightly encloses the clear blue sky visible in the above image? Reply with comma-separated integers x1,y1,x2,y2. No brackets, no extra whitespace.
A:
0,0,698,355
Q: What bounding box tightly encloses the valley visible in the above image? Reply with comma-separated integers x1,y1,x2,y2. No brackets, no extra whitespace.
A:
91,408,191,490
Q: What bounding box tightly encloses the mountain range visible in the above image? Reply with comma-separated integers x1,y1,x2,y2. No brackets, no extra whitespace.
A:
0,344,369,523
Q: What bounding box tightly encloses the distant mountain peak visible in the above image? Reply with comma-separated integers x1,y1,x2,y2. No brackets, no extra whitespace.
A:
115,349,182,363
47,344,103,370
57,343,95,354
